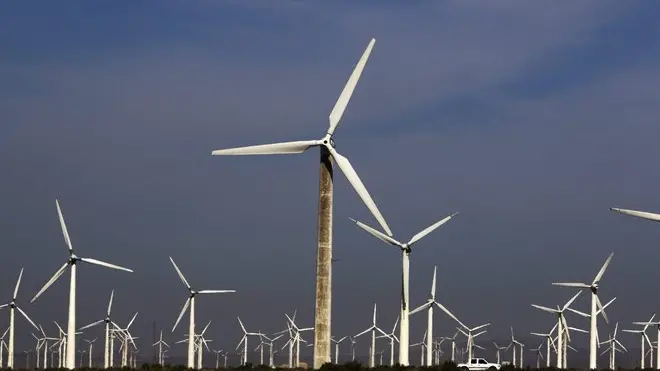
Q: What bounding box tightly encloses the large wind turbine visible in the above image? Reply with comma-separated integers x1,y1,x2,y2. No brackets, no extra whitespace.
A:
410,264,465,366
79,290,115,369
552,252,613,370
0,268,38,369
350,214,456,365
169,256,235,369
210,38,389,369
31,200,133,370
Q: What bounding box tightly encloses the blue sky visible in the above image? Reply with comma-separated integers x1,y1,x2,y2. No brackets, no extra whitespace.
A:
2,1,660,367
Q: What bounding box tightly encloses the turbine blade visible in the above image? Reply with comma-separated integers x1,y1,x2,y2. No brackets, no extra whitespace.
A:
349,218,401,246
563,290,583,310
331,149,392,235
561,315,571,343
409,302,430,316
434,302,468,330
327,38,375,136
55,199,73,251
79,257,133,272
552,282,590,288
169,257,191,289
211,140,318,156
593,252,614,284
127,312,138,328
237,317,248,333
17,307,39,330
31,262,68,302
172,297,190,332
610,207,660,222
107,289,114,316
353,327,371,338
197,290,236,294
79,320,104,331
566,308,590,318
531,304,559,314
431,266,437,299
595,295,609,324
201,320,212,335
13,268,24,300
471,323,490,332
407,213,458,246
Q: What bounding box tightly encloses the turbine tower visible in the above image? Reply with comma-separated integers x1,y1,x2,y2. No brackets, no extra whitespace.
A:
169,256,235,368
349,214,456,365
552,252,614,369
31,199,133,369
210,38,390,369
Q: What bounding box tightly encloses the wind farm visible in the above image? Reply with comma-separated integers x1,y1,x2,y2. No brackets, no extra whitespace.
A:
3,2,660,371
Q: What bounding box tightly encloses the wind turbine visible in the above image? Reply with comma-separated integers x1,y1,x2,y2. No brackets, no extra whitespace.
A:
530,323,558,368
0,268,38,369
78,290,115,369
600,322,626,370
211,38,389,369
112,311,138,368
260,334,282,367
330,336,348,364
350,215,456,365
82,339,96,368
353,304,387,367
442,331,460,362
530,341,544,369
633,318,660,370
410,264,465,366
152,330,169,366
32,325,57,369
31,200,134,369
552,252,614,369
623,314,656,369
1,327,9,367
493,341,507,364
284,313,313,368
169,256,235,368
236,317,263,366
458,324,489,362
531,291,582,369
374,317,399,366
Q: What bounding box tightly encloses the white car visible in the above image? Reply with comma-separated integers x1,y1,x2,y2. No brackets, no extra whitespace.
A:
457,358,502,370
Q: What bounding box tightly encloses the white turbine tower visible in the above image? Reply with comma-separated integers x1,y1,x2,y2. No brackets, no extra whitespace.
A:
600,322,626,370
78,290,115,369
211,38,389,369
410,265,465,366
353,304,387,368
169,256,235,368
0,268,38,369
349,214,456,365
552,252,614,370
30,200,134,370
493,342,508,364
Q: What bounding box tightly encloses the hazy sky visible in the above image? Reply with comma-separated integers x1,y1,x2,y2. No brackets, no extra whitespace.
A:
2,1,660,367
